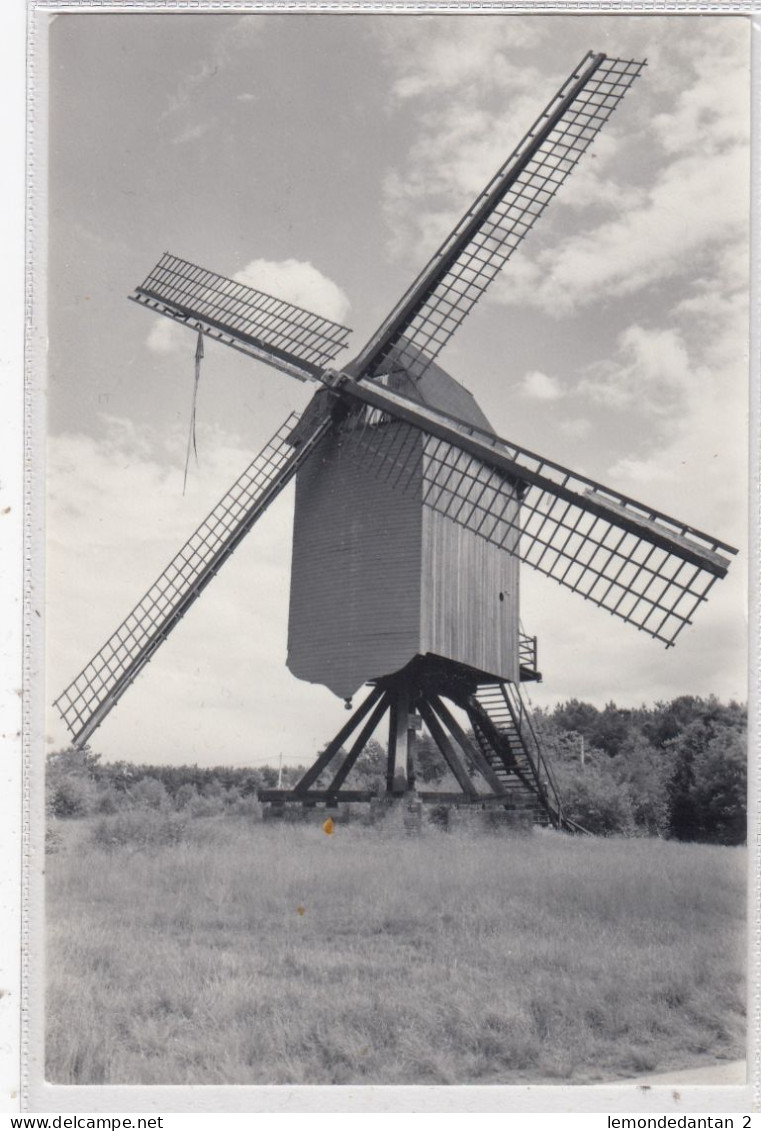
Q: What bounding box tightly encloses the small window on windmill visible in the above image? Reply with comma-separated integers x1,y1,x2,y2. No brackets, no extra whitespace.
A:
362,372,392,429
342,373,391,434
343,403,389,436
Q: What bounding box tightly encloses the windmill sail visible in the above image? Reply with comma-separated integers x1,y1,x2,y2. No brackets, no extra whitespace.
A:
131,253,352,382
54,412,332,746
337,378,736,647
349,52,646,385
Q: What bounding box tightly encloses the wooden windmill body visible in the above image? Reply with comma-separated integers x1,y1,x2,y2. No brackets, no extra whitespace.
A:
287,354,522,699
54,51,737,829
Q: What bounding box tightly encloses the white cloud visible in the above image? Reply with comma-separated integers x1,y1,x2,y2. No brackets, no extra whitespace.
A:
378,18,543,102
540,131,646,217
579,325,692,413
606,371,747,552
376,18,748,335
234,258,350,325
494,145,748,317
491,33,749,318
382,99,543,259
376,21,558,264
520,370,564,401
585,289,748,549
146,317,187,355
650,36,750,158
171,121,212,146
160,15,267,123
521,561,746,712
558,418,591,440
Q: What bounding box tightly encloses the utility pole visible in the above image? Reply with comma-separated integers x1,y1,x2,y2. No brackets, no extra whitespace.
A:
580,735,585,767
277,752,283,789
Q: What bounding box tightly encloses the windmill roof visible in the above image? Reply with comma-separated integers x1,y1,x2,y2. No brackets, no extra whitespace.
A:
381,342,494,433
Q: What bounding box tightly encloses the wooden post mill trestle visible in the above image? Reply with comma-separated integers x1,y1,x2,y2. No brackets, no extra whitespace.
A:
259,656,575,831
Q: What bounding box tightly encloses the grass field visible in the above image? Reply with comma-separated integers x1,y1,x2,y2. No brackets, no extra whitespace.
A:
45,815,746,1085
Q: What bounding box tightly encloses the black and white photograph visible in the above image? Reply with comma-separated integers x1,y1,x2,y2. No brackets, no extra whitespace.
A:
19,2,755,1111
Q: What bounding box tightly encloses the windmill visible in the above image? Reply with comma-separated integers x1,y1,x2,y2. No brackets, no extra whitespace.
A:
54,51,737,830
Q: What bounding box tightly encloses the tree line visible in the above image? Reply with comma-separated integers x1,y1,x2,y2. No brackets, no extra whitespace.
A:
47,694,746,844
533,695,746,843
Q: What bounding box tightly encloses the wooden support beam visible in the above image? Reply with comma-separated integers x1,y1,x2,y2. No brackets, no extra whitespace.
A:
417,792,519,805
429,694,508,797
407,717,417,791
293,686,384,793
417,699,477,799
259,789,375,803
389,685,410,793
327,694,390,794
386,695,398,793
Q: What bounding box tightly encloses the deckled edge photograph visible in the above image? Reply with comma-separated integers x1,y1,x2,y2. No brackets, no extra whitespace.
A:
2,0,759,1116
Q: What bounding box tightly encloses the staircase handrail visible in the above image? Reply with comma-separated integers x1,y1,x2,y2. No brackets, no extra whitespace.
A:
501,683,567,825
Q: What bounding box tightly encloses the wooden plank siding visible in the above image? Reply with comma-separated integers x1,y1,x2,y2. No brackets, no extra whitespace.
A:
287,425,423,697
287,359,521,696
421,505,520,684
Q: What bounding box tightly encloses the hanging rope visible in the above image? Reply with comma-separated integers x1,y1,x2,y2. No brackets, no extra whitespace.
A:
183,326,204,495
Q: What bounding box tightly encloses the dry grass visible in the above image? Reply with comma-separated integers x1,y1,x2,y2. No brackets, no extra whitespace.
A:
46,817,746,1085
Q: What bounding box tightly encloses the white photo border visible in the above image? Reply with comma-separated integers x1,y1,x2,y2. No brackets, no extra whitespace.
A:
10,0,760,1115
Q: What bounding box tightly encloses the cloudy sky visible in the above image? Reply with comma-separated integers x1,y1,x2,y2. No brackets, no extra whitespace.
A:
45,12,750,767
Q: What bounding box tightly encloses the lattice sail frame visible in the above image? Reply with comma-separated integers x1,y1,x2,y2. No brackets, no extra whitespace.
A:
336,392,734,648
54,412,330,745
131,252,352,381
351,52,646,385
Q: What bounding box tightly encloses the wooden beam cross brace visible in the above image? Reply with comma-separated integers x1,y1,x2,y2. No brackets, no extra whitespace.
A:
326,693,390,795
417,698,477,800
429,694,507,797
293,685,384,794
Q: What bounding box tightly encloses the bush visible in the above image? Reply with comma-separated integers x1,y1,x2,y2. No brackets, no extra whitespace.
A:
47,774,97,819
91,809,188,850
93,786,124,815
45,817,64,855
46,746,102,819
668,718,747,843
610,737,672,837
554,769,635,836
537,698,747,844
689,731,747,844
127,776,170,811
230,795,263,819
174,782,199,810
187,791,226,817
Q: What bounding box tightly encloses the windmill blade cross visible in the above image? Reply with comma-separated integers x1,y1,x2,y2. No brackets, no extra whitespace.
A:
336,377,736,647
54,411,332,746
131,252,353,384
350,51,646,385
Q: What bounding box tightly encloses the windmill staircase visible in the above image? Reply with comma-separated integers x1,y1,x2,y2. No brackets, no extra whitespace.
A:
464,682,585,833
